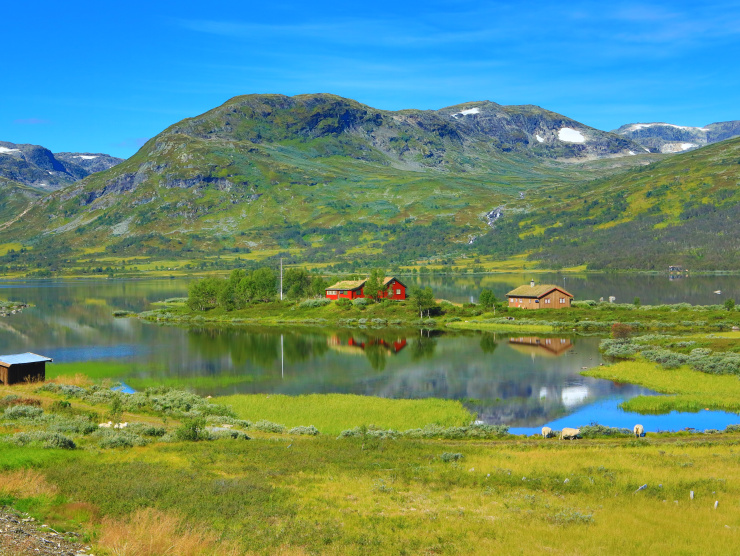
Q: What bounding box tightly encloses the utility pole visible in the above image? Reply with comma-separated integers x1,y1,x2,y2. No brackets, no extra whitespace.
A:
280,258,283,301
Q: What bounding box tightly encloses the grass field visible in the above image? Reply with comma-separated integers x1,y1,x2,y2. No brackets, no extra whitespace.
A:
2,377,740,554
217,393,474,435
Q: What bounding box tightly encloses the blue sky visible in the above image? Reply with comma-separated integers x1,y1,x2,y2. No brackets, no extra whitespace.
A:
2,0,739,158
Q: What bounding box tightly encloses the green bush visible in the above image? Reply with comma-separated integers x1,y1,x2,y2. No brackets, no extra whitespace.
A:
335,298,352,309
439,452,464,462
252,420,287,433
3,405,43,419
353,298,368,307
299,298,331,308
174,417,209,441
12,431,76,449
288,425,319,436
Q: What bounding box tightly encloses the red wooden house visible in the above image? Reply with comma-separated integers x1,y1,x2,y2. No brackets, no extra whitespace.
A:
325,276,407,301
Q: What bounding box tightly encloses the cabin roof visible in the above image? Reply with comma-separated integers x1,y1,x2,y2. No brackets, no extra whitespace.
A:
506,284,573,298
326,276,406,291
326,280,366,291
0,353,53,366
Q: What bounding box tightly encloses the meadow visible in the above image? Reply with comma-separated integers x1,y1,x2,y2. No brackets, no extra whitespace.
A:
2,373,740,555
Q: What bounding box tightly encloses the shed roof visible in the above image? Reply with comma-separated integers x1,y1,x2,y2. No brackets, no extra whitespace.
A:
506,284,573,298
0,353,53,366
382,276,406,287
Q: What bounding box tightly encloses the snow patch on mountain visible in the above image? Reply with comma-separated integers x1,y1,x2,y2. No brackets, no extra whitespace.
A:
627,123,708,132
558,128,585,143
73,155,99,160
0,147,20,154
535,134,544,143
452,107,481,118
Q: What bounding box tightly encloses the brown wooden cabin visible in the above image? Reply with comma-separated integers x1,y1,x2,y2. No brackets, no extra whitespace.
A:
325,277,407,301
506,280,573,309
0,353,52,385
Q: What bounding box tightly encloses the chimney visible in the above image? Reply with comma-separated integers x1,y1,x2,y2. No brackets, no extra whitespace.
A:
530,279,535,287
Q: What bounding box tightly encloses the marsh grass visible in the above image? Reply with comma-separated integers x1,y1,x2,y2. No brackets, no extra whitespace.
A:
584,359,740,413
216,393,473,435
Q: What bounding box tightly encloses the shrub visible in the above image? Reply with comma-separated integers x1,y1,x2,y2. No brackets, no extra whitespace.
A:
3,405,43,419
289,425,320,436
611,323,634,339
252,420,286,433
439,452,464,462
353,298,368,307
335,298,352,309
299,298,331,308
579,424,632,438
209,430,250,440
174,417,209,441
12,431,76,450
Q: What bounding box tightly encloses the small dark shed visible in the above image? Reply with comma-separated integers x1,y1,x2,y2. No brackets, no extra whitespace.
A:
0,353,52,385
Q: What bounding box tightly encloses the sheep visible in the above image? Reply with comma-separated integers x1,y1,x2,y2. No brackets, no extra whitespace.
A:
542,426,553,438
560,427,580,440
634,424,644,438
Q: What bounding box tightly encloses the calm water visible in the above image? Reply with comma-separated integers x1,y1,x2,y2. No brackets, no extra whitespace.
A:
1,277,739,432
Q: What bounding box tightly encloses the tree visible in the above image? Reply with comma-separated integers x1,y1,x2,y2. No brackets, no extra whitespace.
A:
188,277,224,311
479,289,498,309
309,275,328,298
250,267,277,302
725,298,736,311
284,267,310,299
633,297,641,307
411,287,436,318
363,268,385,302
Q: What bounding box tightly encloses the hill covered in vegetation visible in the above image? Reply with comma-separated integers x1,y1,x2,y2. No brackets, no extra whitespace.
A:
0,93,738,271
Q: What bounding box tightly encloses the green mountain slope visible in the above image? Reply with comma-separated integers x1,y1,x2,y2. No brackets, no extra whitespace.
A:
0,93,654,265
478,136,740,270
0,177,44,226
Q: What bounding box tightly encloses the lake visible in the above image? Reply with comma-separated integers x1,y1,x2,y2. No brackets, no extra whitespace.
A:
1,276,739,432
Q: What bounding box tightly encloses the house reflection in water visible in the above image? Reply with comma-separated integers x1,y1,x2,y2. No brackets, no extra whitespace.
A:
508,337,573,357
327,336,408,356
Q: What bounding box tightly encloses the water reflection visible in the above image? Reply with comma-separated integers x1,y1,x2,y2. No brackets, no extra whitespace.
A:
1,278,738,431
508,336,574,357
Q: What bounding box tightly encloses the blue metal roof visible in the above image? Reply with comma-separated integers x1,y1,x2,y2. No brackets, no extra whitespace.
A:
0,353,53,366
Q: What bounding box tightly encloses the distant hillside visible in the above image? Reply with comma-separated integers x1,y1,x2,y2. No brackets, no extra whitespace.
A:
0,141,123,191
477,136,740,270
614,120,740,153
0,93,655,267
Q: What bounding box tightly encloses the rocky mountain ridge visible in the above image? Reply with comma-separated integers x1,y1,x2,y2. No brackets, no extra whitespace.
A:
0,141,123,191
613,120,740,153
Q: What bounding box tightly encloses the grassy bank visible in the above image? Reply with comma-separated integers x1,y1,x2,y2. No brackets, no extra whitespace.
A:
584,359,740,414
3,378,740,554
217,393,474,435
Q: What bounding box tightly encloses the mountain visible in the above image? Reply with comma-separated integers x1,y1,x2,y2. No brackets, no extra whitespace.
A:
477,135,740,270
613,120,740,154
0,141,123,191
0,93,659,268
0,177,44,226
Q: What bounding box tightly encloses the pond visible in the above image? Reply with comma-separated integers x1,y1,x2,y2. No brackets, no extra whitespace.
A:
1,277,739,432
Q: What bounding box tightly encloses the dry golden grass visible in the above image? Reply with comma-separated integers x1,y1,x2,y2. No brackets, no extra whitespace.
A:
0,469,59,498
99,508,241,556
49,373,93,387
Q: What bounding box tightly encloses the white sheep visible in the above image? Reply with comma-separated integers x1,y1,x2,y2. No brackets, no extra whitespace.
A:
98,421,112,428
542,426,553,438
634,424,644,438
560,427,580,440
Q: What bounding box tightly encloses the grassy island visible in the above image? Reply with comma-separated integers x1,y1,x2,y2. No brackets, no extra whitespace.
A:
132,291,740,337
